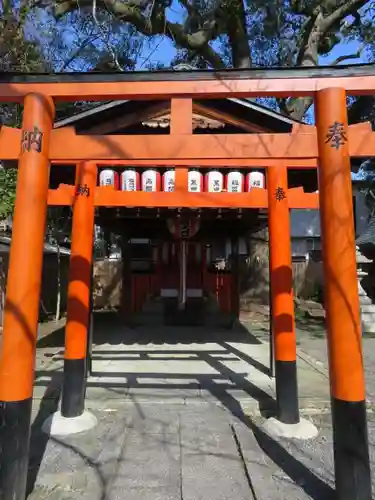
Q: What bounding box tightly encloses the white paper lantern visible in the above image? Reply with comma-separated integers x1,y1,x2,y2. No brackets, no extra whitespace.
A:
120,169,140,191
188,169,203,192
141,168,161,192
162,169,175,192
246,171,265,191
99,169,119,189
205,170,224,193
226,171,244,193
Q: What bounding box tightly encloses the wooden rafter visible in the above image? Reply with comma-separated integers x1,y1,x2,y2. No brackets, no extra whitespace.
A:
74,100,274,135
192,102,270,133
84,101,168,134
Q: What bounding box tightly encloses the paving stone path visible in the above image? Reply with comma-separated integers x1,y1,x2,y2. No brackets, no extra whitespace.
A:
29,401,357,500
24,314,375,499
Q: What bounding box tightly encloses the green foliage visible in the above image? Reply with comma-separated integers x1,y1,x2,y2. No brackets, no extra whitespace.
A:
0,168,17,219
45,207,72,245
0,4,47,219
2,0,375,125
0,5,47,73
23,0,372,122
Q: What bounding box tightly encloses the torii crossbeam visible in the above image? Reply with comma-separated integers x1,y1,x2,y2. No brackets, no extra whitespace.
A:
0,65,373,500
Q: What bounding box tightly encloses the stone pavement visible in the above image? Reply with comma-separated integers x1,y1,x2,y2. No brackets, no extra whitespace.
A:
26,315,375,499
32,316,330,412
27,400,375,500
242,313,375,405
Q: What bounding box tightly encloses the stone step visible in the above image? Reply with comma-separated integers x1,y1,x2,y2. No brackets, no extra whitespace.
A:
360,304,375,313
357,255,372,264
362,320,375,333
361,312,375,323
359,295,373,305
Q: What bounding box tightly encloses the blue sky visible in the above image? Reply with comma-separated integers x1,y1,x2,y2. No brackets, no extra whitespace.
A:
135,27,371,181
323,41,373,181
31,0,370,72
28,2,373,179
136,0,186,68
135,0,370,69
136,24,367,70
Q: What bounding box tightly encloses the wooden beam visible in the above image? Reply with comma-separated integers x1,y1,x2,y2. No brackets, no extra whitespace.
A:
1,76,374,101
171,99,192,192
1,123,373,162
79,99,286,136
291,121,372,134
49,158,319,168
170,98,193,135
84,101,169,134
47,184,318,209
48,128,320,160
84,100,272,135
193,102,272,133
291,123,314,133
0,64,375,100
288,187,319,209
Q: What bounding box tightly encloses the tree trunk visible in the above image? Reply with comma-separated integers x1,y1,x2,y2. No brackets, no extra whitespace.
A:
225,0,251,68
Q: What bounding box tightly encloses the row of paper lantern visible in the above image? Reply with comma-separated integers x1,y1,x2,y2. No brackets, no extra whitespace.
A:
98,169,265,193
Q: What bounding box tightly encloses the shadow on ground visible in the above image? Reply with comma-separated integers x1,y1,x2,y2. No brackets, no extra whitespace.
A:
31,311,335,499
37,311,263,348
27,373,62,496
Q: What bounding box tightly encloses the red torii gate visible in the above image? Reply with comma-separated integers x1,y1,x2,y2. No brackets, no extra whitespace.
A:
0,66,373,500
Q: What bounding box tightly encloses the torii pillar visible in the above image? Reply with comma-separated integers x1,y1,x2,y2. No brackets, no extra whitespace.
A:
315,87,372,500
42,161,98,436
267,165,299,424
265,165,317,439
0,93,54,500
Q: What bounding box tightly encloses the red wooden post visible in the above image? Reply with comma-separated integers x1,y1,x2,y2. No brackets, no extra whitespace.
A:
61,161,96,418
0,93,55,500
315,87,371,500
267,165,299,424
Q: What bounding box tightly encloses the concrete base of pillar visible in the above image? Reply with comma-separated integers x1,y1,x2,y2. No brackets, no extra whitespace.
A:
262,417,318,440
42,410,97,437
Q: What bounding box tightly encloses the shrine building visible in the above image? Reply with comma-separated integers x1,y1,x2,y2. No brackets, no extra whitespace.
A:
52,97,322,326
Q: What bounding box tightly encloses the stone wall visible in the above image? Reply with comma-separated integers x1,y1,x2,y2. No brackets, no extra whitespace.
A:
295,258,323,300
40,254,70,315
238,227,320,310
93,259,122,309
0,251,70,328
1,255,126,327
239,227,270,309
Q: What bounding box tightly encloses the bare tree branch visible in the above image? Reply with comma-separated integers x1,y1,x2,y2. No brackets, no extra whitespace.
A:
287,0,368,120
322,0,367,30
92,0,125,70
330,48,363,66
61,33,101,70
53,0,224,67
